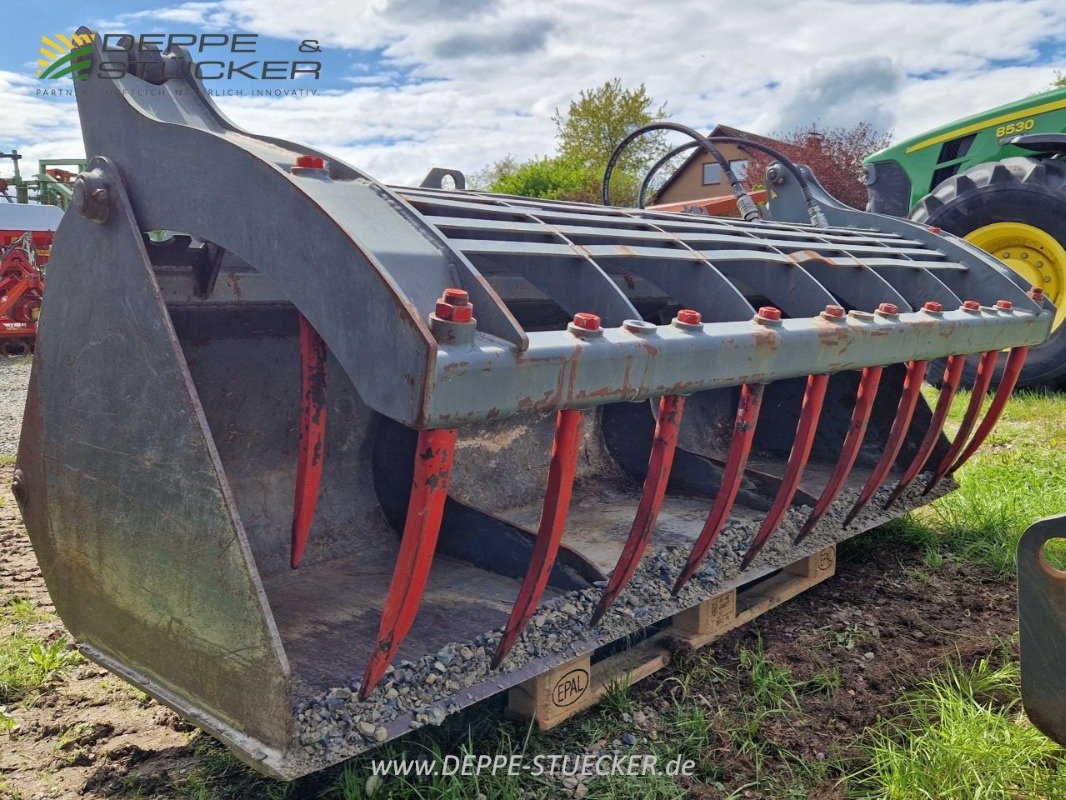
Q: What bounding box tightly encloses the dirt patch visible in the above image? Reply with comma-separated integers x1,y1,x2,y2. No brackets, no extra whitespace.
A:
619,536,1017,798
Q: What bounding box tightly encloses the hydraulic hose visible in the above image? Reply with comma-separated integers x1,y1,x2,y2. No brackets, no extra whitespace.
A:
625,128,830,226
602,122,761,221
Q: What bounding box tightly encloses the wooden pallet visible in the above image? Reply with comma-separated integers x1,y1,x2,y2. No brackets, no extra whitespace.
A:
507,545,836,730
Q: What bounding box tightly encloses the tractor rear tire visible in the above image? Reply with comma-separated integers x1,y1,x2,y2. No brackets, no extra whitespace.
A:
911,156,1066,389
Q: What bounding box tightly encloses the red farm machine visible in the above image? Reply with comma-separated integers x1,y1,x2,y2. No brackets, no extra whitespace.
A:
0,205,61,355
12,31,1060,778
0,150,77,354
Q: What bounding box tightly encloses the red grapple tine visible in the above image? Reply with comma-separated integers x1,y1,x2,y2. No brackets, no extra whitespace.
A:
740,373,829,570
844,360,928,527
359,427,458,699
492,409,583,667
672,383,765,594
947,346,1029,475
290,315,328,570
884,354,966,508
591,395,685,625
795,366,883,544
922,349,1000,494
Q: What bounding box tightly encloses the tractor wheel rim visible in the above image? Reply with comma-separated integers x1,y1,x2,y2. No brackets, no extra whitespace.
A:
965,221,1066,332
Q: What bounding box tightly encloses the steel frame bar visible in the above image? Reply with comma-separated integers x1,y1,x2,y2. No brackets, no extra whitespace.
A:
492,409,584,667
591,395,685,624
740,374,829,569
359,427,458,698
844,360,928,527
672,383,765,593
884,354,966,507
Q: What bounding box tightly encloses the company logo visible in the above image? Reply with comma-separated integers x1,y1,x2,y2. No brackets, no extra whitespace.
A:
550,668,590,708
37,32,95,81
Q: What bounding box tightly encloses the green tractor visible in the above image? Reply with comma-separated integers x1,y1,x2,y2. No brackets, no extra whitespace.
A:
864,86,1066,388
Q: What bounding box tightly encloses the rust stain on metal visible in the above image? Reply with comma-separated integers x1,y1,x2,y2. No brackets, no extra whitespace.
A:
788,249,838,267
752,328,779,353
441,361,471,380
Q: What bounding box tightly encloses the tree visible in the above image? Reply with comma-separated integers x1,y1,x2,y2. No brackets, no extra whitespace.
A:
740,122,892,209
469,154,520,191
1052,70,1066,90
489,155,598,202
476,79,669,205
553,79,670,176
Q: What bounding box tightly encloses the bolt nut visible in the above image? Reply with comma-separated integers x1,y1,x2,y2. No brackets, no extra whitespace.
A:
961,300,981,312
442,288,469,305
995,299,1013,311
675,308,702,325
927,226,942,234
876,302,900,316
296,154,326,170
572,312,601,331
757,306,781,321
568,312,603,338
1028,286,1045,302
434,287,474,323
820,304,845,321
72,170,111,224
922,301,943,314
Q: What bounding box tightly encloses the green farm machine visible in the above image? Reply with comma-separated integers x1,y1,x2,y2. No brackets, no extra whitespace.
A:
865,86,1066,387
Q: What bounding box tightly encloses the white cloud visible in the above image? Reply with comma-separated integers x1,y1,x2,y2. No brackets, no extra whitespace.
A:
2,0,1064,185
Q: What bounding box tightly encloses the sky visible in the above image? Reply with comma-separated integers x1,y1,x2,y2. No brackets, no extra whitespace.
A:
2,0,1064,186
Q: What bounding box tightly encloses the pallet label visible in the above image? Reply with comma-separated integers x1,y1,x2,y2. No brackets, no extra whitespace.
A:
551,667,590,708
709,593,734,627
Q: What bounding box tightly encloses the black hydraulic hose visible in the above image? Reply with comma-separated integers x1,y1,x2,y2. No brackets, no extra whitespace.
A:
638,136,816,208
602,122,761,221
638,140,699,209
626,126,830,226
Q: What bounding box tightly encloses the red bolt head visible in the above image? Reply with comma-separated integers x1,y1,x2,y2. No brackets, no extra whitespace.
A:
962,300,981,310
450,304,473,322
572,312,601,331
1029,286,1045,300
927,226,942,234
877,302,900,314
995,299,1013,310
923,301,943,313
442,287,469,305
435,287,473,322
757,306,782,321
296,154,325,169
676,308,702,325
823,304,844,318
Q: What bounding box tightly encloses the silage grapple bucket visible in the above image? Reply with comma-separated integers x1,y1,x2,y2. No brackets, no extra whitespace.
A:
14,32,1055,778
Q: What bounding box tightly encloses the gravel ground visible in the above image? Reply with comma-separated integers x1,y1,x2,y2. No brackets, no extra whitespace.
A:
294,480,950,769
0,356,30,455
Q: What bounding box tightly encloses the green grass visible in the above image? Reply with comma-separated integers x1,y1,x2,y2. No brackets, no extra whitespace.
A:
853,655,1066,799
879,387,1066,573
0,597,80,705
738,635,800,714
